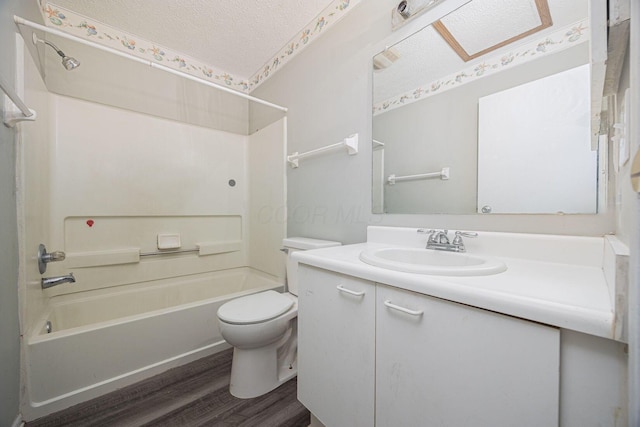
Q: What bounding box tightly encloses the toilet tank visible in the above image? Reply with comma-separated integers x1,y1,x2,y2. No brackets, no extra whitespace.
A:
282,237,341,296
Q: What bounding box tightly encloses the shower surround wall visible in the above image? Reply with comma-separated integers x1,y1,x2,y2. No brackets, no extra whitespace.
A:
42,94,250,294
20,45,286,418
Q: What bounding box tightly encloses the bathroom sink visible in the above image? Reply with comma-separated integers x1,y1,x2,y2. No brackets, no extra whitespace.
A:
359,247,507,276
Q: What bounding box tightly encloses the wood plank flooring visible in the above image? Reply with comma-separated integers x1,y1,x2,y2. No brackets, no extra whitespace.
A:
26,349,310,427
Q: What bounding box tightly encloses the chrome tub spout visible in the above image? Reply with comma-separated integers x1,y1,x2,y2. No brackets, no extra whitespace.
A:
41,273,75,289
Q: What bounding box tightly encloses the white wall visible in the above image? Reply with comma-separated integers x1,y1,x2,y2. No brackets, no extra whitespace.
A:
248,118,287,280
0,0,45,424
0,58,22,427
252,0,615,243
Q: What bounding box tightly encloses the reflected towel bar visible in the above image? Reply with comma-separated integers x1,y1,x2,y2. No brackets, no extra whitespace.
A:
387,167,449,185
287,133,358,168
1,73,36,127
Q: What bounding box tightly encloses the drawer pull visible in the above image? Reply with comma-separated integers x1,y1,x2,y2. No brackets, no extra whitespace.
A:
337,285,365,297
384,300,423,316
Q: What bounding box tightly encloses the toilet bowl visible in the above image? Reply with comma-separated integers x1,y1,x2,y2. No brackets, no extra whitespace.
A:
217,237,340,399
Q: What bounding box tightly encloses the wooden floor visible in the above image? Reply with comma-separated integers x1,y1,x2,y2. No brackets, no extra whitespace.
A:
26,349,310,427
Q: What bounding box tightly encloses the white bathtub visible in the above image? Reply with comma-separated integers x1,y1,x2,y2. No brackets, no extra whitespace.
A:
24,267,283,420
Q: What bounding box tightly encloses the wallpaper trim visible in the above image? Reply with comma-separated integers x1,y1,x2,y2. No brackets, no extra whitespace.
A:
39,0,360,94
373,19,590,116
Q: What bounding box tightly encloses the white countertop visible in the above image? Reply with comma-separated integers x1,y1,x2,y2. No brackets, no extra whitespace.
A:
293,240,614,339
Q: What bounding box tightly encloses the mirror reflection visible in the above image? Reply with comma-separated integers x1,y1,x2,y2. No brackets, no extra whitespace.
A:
372,0,604,215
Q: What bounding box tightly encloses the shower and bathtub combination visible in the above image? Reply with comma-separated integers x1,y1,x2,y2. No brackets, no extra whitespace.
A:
28,268,282,415
15,18,290,420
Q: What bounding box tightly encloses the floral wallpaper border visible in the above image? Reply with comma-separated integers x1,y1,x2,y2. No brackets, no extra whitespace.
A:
246,0,360,90
39,0,360,94
373,19,590,116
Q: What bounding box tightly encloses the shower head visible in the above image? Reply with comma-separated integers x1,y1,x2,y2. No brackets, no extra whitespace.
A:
61,55,81,70
32,33,80,70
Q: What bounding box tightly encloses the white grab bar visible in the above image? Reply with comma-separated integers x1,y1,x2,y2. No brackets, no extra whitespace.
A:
288,133,358,168
387,167,449,185
1,73,36,127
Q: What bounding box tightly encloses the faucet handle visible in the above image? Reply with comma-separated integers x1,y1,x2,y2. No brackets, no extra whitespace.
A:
455,231,478,237
417,229,435,234
453,231,478,245
438,230,450,244
46,251,66,262
38,244,66,274
418,229,440,243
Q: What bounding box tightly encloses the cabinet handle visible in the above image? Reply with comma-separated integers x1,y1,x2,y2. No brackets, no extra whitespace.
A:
336,285,365,297
384,300,423,316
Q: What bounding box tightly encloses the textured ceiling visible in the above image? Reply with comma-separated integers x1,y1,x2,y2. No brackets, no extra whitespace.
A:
49,0,335,79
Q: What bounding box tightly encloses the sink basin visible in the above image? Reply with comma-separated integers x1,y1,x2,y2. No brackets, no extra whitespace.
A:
359,247,507,276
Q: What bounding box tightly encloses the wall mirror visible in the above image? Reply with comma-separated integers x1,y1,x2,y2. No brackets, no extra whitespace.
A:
372,0,608,215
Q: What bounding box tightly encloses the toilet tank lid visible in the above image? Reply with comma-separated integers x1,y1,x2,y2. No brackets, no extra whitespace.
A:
282,237,341,250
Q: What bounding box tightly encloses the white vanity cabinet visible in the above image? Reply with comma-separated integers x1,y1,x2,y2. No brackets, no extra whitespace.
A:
294,229,628,426
297,265,376,427
297,264,562,427
376,284,560,427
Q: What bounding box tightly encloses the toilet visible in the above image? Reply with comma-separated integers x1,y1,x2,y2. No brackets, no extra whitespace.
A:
217,237,341,398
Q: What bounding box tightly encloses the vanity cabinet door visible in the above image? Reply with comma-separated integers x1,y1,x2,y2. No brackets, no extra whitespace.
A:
297,265,376,427
376,284,560,427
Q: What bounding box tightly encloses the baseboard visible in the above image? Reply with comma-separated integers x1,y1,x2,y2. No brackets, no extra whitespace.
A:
309,413,326,427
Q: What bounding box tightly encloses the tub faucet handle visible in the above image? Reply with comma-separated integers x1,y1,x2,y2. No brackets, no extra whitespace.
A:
38,244,66,274
47,250,66,262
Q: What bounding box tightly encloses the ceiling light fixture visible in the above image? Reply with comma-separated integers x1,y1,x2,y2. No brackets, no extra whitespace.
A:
392,0,444,31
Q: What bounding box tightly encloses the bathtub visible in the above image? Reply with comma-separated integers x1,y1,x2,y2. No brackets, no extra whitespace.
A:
24,267,283,419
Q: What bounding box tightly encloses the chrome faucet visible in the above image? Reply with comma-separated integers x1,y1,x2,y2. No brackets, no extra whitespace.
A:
41,273,75,289
418,229,478,252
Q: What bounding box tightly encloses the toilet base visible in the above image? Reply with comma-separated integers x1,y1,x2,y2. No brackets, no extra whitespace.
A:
229,321,298,399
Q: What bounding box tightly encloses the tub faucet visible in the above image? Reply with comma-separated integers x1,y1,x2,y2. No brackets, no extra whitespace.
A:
41,273,75,289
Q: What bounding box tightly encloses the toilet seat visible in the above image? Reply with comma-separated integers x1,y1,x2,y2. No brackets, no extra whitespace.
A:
218,290,294,325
